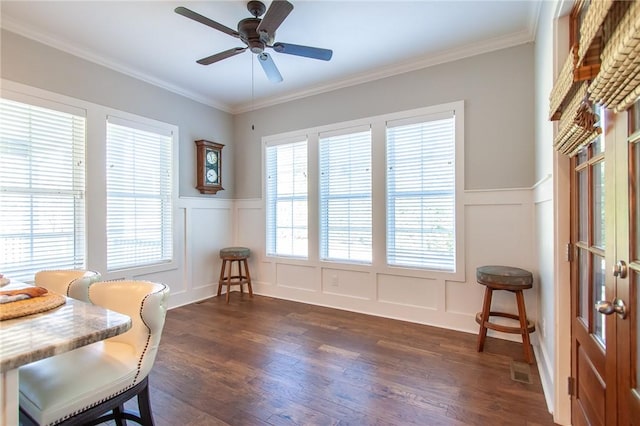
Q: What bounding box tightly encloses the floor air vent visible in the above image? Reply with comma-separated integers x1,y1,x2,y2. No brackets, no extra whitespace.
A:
510,360,533,384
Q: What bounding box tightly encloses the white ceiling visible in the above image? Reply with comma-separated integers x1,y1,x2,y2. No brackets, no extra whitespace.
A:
0,1,541,113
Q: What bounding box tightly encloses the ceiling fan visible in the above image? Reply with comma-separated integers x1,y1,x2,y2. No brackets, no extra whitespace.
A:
175,0,333,83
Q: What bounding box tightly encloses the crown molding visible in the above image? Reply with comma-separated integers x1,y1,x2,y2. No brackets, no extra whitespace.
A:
0,18,234,114
2,15,535,117
529,0,543,39
231,28,535,114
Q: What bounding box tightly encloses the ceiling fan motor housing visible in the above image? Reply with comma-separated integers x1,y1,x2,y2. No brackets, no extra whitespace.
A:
238,17,268,53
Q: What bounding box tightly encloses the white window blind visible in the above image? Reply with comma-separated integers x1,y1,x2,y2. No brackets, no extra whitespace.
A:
106,117,173,271
319,127,372,263
386,112,456,271
0,98,86,282
265,140,308,258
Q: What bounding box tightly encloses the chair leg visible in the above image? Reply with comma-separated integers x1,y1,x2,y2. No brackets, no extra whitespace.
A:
137,379,155,426
515,290,534,364
113,405,127,426
18,408,38,426
476,287,493,352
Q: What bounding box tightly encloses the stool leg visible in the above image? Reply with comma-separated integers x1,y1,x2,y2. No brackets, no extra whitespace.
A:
226,262,232,304
477,287,493,352
217,259,227,297
238,260,244,294
515,290,534,364
243,258,253,297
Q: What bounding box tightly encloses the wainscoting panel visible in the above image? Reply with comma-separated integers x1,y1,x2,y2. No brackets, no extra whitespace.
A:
190,206,233,288
234,189,535,338
275,263,319,292
462,201,536,320
167,197,235,308
322,268,372,299
377,273,438,308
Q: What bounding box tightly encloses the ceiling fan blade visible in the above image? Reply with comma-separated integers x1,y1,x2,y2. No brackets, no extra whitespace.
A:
257,53,283,83
271,42,333,61
256,0,293,38
175,6,240,38
197,47,247,65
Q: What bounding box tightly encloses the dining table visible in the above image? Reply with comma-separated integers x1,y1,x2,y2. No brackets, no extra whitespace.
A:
0,283,132,426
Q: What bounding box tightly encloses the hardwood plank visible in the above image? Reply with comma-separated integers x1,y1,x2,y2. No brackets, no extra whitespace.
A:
122,295,557,425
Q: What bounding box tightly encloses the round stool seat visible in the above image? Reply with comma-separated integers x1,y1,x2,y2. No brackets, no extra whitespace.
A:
475,265,535,364
476,265,532,290
220,247,250,259
218,247,253,304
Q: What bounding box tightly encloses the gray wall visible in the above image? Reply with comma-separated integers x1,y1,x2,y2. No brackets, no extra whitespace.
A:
233,43,535,199
2,29,535,199
1,29,235,198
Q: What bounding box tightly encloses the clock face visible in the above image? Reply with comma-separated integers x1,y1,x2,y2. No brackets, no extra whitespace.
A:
206,168,218,184
206,150,218,165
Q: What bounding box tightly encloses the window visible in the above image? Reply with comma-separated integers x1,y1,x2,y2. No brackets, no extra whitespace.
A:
265,139,308,258
0,97,86,282
106,116,173,271
263,101,463,276
319,126,372,263
386,112,456,271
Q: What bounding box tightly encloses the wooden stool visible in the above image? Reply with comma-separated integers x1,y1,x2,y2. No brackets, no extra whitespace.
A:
217,247,253,304
475,265,535,364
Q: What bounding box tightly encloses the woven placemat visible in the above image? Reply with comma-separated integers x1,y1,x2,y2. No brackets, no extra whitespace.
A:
0,293,66,321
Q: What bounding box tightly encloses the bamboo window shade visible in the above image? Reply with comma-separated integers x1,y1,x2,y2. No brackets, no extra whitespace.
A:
589,0,640,113
576,0,614,67
549,47,579,121
549,0,640,156
554,81,601,156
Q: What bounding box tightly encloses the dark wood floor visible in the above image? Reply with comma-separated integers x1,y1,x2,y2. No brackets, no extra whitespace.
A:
141,294,556,425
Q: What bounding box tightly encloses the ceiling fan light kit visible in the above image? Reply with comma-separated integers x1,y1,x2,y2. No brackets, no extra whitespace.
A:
175,0,333,83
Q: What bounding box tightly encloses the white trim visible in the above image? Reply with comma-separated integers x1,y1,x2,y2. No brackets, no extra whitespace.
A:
0,18,232,113
261,101,466,281
106,115,174,137
233,31,534,113
1,79,181,281
533,173,553,190
1,17,533,115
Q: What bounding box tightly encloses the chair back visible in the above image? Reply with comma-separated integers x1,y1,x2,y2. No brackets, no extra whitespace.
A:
88,280,170,383
34,269,101,302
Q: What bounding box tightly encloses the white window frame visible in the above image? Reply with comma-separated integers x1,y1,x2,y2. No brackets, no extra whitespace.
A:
262,101,465,281
0,91,87,282
386,110,457,272
319,125,372,264
1,80,179,280
264,135,309,259
106,115,176,272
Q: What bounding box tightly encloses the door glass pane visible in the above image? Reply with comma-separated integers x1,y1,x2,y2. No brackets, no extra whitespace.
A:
593,161,605,248
579,248,589,324
577,147,588,165
634,145,640,257
630,102,640,134
579,169,588,242
592,135,604,155
632,143,639,390
629,270,640,390
593,254,606,346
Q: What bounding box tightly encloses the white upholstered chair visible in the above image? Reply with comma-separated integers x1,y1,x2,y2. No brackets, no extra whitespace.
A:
34,269,101,302
19,280,170,426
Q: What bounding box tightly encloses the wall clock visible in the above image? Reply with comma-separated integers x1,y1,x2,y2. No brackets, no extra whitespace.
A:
195,139,224,195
